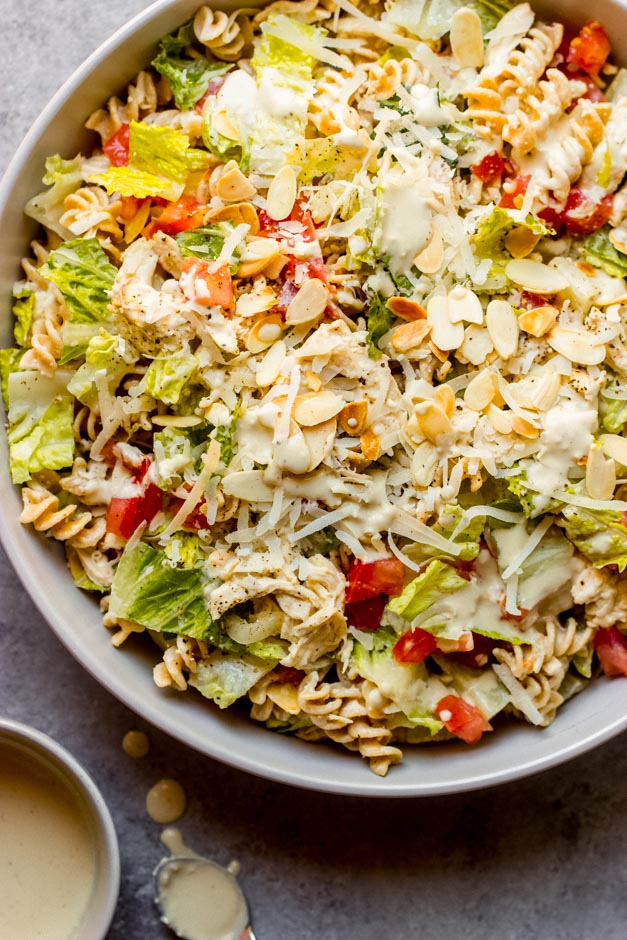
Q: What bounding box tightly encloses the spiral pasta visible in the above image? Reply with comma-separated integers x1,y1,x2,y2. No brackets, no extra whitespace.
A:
60,186,123,241
19,483,106,548
503,69,584,160
193,6,255,62
85,70,163,143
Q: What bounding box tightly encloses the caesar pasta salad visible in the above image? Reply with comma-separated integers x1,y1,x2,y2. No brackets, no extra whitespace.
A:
3,0,627,775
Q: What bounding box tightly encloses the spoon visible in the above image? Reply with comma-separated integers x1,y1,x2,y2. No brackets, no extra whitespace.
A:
154,855,256,940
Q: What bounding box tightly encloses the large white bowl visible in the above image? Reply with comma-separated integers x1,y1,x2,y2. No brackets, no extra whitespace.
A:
1,0,627,797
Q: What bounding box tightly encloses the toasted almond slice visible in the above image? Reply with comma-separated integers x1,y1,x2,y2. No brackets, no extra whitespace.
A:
236,284,278,317
518,304,559,337
505,259,569,294
486,299,519,360
263,252,289,280
360,427,381,461
416,400,452,443
222,470,274,501
609,227,627,255
547,327,606,366
266,165,298,222
390,318,431,353
339,400,368,435
503,226,541,259
256,340,286,387
414,227,444,274
293,390,345,427
207,201,260,235
426,296,464,351
450,7,484,68
586,443,616,500
511,372,561,413
434,384,455,417
386,296,427,321
411,440,439,487
306,371,323,392
304,418,337,471
511,415,540,439
464,370,497,411
429,342,450,363
213,110,241,141
246,315,284,354
285,278,329,326
447,286,484,325
487,405,513,434
459,325,494,366
215,163,257,202
238,237,282,278
599,433,627,466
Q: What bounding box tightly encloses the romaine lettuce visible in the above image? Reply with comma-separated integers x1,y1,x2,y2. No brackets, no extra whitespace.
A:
176,222,241,273
151,22,231,112
600,392,627,434
6,369,74,483
387,559,467,622
557,504,627,572
366,292,394,360
582,226,627,279
287,138,367,184
145,352,199,405
12,289,35,347
67,330,137,406
41,237,116,325
189,651,275,708
386,0,514,40
0,348,23,411
24,154,82,239
471,208,551,277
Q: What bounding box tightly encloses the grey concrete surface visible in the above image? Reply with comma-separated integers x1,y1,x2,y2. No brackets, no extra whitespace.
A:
1,2,627,938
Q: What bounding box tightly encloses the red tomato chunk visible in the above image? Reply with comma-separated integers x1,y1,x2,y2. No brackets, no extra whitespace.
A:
392,628,437,664
345,557,405,603
594,627,627,677
567,21,611,78
436,695,492,744
472,151,508,184
344,595,387,631
106,483,162,541
103,123,130,167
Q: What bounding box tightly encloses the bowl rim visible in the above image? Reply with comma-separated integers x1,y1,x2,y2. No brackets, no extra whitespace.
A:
1,0,627,799
0,716,120,937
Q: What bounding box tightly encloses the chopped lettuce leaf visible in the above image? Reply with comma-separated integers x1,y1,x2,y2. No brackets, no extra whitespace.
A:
387,559,467,622
67,548,104,592
287,138,366,184
89,166,185,201
109,542,212,638
151,22,231,112
573,637,594,679
557,504,627,572
366,292,394,360
214,401,241,466
301,526,340,558
582,226,627,279
0,348,23,411
6,369,74,484
386,0,514,40
471,208,551,276
145,352,199,405
12,289,35,347
24,154,82,238
188,650,274,708
176,222,240,273
154,427,195,490
253,14,317,77
201,93,247,165
434,658,510,719
403,504,484,565
40,237,116,325
246,637,289,661
67,330,137,406
492,525,574,610
600,392,627,434
162,531,208,569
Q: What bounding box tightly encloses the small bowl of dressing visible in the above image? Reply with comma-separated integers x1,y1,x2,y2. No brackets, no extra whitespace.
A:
0,718,120,940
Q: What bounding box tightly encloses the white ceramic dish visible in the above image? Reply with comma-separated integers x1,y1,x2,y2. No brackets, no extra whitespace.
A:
1,0,627,797
0,717,120,938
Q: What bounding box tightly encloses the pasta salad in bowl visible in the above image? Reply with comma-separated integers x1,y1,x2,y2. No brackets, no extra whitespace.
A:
2,0,627,793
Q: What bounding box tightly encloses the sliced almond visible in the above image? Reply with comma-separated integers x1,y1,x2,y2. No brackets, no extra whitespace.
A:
505,259,569,295
414,227,444,274
447,286,484,325
429,342,450,363
306,371,323,392
586,443,616,500
339,400,368,436
238,237,282,278
464,370,497,411
293,390,345,427
390,318,431,353
503,226,541,259
486,299,519,360
426,296,464,351
266,165,298,222
518,304,559,337
262,252,289,280
222,470,274,501
459,325,494,366
386,296,427,321
256,340,286,387
511,372,561,413
213,110,241,141
547,327,606,366
450,7,484,68
246,315,284,354
360,427,381,461
285,278,329,326
599,433,627,467
434,384,455,417
487,405,513,434
215,162,257,202
208,201,260,235
416,401,452,443
411,440,439,487
303,418,337,471
511,415,539,439
236,284,277,317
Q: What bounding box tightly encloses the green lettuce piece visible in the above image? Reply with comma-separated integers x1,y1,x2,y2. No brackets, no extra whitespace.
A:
573,637,594,679
109,542,212,638
162,531,208,568
41,237,116,325
492,525,574,610
387,559,467,622
506,470,562,517
386,0,514,40
202,94,247,165
246,637,289,661
434,658,510,719
214,401,241,466
471,208,551,276
67,549,104,592
557,504,627,572
582,226,627,279
403,505,484,565
67,330,137,406
0,348,23,410
12,289,35,347
366,292,394,360
188,650,275,708
302,526,340,558
6,369,74,484
89,166,185,200
154,428,195,490
287,137,366,184
145,352,199,405
24,154,82,238
151,22,231,111
176,222,241,273
600,392,627,434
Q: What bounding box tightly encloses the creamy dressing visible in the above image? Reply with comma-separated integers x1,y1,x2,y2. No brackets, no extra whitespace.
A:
146,778,187,824
0,746,96,940
156,828,249,940
408,83,454,127
122,730,150,759
375,170,432,275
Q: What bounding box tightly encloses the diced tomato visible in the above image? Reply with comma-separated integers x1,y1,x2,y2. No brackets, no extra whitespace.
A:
144,196,209,238
472,151,509,185
498,175,530,209
436,694,493,744
540,188,614,236
594,626,627,677
106,483,162,540
567,21,611,78
521,291,551,309
259,198,317,242
103,123,130,167
284,253,328,285
392,627,437,664
194,77,227,113
180,258,234,309
345,557,405,604
345,595,387,631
